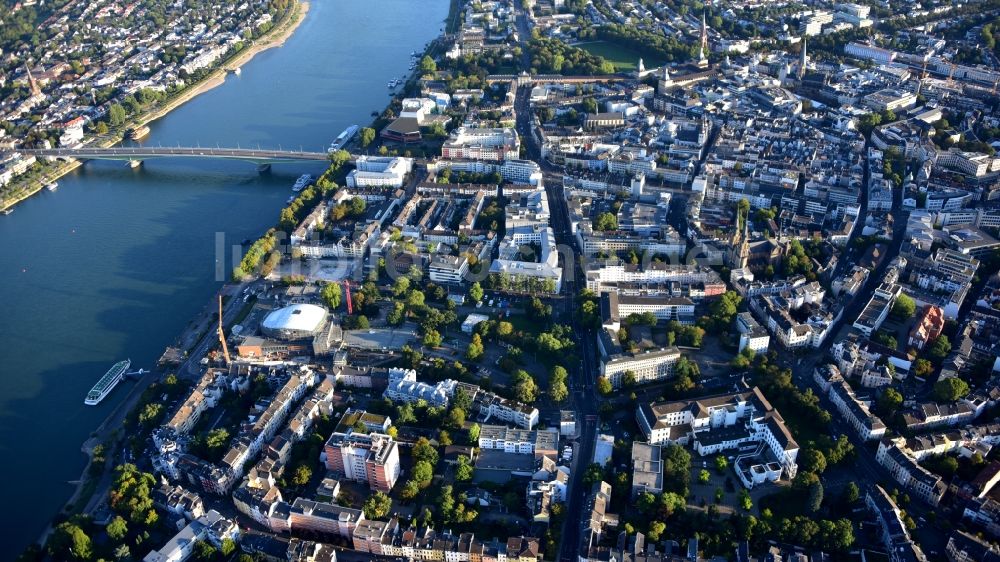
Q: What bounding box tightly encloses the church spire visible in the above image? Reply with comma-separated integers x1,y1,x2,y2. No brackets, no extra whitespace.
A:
25,62,41,97
798,37,808,80
698,11,709,68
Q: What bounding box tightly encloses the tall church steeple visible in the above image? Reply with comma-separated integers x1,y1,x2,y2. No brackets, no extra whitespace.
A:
25,63,41,97
798,37,808,80
698,11,709,68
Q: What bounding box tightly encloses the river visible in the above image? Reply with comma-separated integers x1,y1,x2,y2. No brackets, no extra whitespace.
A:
0,0,448,555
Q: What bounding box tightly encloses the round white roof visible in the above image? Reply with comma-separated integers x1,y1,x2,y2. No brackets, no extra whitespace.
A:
262,304,327,333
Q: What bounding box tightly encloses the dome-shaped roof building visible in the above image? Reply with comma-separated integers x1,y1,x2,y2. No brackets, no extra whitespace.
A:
261,304,329,340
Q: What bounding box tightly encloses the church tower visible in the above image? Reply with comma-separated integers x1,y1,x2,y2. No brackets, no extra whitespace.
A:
25,63,41,97
728,205,750,269
698,11,709,68
798,37,808,81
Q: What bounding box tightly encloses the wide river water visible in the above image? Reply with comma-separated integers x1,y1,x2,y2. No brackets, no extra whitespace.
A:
0,0,448,554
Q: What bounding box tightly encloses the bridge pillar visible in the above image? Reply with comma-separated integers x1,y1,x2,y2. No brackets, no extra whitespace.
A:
128,159,142,169
257,163,271,173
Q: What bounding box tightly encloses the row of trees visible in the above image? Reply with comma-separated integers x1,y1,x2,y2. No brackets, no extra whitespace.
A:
484,272,558,294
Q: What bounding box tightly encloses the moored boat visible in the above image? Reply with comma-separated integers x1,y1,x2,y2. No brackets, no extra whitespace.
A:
292,174,312,192
85,359,131,405
328,125,359,152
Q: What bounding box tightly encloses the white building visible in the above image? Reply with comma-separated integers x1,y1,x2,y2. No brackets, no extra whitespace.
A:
142,510,238,562
599,346,682,389
442,127,519,161
636,387,799,487
383,368,456,407
736,312,770,353
828,380,886,441
346,156,413,188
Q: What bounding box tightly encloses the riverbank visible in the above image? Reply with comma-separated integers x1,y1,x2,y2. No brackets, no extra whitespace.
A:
0,1,310,214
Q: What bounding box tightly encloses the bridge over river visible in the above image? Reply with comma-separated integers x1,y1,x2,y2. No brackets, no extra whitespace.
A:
10,146,337,168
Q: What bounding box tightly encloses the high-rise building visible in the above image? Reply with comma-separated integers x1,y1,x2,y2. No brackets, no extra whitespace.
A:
324,409,400,492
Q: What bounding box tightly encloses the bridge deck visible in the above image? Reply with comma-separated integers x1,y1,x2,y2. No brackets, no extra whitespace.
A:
12,146,333,164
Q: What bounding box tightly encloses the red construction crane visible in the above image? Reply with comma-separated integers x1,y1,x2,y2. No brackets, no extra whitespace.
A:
344,280,353,315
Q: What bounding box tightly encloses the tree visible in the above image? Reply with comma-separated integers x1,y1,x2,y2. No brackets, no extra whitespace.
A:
593,211,618,231
550,378,569,402
456,455,474,481
321,282,342,309
468,423,481,443
647,521,666,542
360,127,376,148
363,492,393,519
420,55,437,74
438,484,457,522
807,479,824,513
469,282,484,303
699,469,711,484
738,489,753,511
400,480,420,500
291,464,312,486
659,491,686,517
446,407,466,430
922,454,958,478
622,370,637,387
858,112,882,136
423,328,442,348
928,335,952,360
412,437,439,466
513,370,538,403
708,291,742,328
800,448,828,474
106,516,128,541
220,539,237,557
393,275,411,297
412,460,434,488
878,388,904,415
110,464,158,526
328,149,351,168
528,297,552,321
138,402,163,428
95,122,109,135
597,376,613,395
913,358,934,378
583,463,604,485
108,103,127,126
714,455,728,473
48,521,93,561
844,482,860,505
407,289,426,308
662,444,692,496
933,377,969,402
466,333,485,361
387,301,406,326
194,541,217,561
892,293,916,319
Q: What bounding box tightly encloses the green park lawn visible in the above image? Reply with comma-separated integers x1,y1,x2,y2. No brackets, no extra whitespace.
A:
575,40,665,72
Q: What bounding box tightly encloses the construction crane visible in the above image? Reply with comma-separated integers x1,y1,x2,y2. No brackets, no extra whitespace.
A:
344,280,353,315
217,294,231,366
